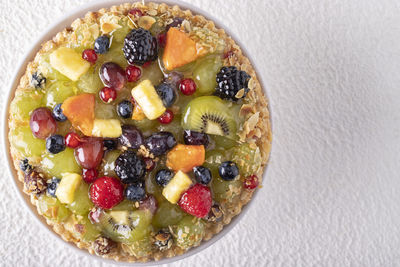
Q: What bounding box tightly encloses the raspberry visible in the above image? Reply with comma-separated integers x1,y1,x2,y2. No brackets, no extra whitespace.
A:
243,175,259,190
178,184,212,218
90,176,124,209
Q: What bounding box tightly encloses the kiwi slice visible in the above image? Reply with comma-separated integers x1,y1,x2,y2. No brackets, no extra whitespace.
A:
181,96,237,140
97,209,152,244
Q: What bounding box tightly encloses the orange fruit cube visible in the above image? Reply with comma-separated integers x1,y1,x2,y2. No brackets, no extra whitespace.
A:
162,28,198,70
166,144,205,172
61,93,95,136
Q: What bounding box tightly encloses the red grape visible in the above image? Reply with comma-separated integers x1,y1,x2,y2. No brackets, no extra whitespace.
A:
29,107,57,139
74,137,104,169
99,62,127,91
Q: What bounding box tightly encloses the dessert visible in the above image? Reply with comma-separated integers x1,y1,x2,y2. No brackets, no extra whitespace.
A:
7,2,272,262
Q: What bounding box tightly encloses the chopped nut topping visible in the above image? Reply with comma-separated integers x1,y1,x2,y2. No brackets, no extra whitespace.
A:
93,237,117,255
24,170,47,195
138,16,156,30
137,145,154,159
154,230,173,251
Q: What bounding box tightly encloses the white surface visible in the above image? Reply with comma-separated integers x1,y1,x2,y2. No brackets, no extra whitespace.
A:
1,0,400,266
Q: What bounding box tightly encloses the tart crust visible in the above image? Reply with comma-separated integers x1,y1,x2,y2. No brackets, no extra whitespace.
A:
8,2,272,262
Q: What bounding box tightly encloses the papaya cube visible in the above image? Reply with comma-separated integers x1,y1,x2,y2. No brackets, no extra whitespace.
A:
61,93,95,136
166,144,205,172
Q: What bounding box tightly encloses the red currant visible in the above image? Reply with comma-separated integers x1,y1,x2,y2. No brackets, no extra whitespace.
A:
126,65,142,82
157,33,167,48
243,175,259,190
158,110,174,124
82,49,97,63
179,78,196,95
99,87,117,103
143,157,156,171
65,132,81,148
82,168,98,184
142,61,151,68
129,8,143,17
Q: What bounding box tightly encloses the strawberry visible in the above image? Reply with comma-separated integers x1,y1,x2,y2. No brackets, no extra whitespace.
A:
178,184,212,218
90,176,124,209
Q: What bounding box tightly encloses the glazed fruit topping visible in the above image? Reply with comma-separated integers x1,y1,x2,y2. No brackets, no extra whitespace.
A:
178,184,212,218
82,49,98,63
158,109,174,124
30,107,57,139
90,176,124,209
46,135,66,154
100,62,127,91
52,104,67,122
31,72,46,89
99,87,117,103
125,183,146,201
74,137,104,169
215,66,251,101
19,158,32,174
179,78,196,95
193,166,212,185
118,125,144,149
183,130,210,147
123,28,158,65
65,132,81,148
83,168,99,184
117,100,133,119
156,83,176,108
126,65,142,82
94,35,110,54
47,177,60,197
115,150,146,183
155,169,174,187
145,132,177,156
219,161,239,181
243,175,259,190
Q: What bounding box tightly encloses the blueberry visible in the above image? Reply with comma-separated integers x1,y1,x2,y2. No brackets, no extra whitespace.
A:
19,158,32,173
52,104,67,122
118,125,144,149
183,130,209,147
193,166,212,184
156,83,176,107
46,135,66,154
219,161,239,181
125,183,146,201
117,100,133,119
94,35,110,54
155,169,174,187
103,139,117,150
47,177,60,197
145,132,177,156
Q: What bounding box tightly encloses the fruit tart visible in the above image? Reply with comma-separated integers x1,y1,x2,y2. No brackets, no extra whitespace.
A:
7,2,272,262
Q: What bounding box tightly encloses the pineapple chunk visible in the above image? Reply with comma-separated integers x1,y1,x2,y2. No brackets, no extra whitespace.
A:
56,173,82,204
162,171,193,204
131,80,166,120
91,119,122,138
50,47,91,81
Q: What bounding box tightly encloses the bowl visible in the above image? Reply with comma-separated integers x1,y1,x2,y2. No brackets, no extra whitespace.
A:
2,0,272,265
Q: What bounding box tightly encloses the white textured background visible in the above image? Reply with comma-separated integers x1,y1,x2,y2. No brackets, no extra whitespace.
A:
1,0,400,266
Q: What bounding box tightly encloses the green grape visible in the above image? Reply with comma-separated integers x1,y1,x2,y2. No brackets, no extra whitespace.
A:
232,143,262,177
139,61,164,86
133,119,158,135
204,149,228,171
56,121,73,136
123,234,153,258
149,18,165,36
211,175,242,203
9,90,45,121
111,199,136,211
37,195,71,222
76,216,101,242
98,44,127,68
157,114,183,143
193,55,222,95
145,171,163,203
67,182,93,215
45,81,78,108
212,135,238,150
41,148,81,177
76,66,103,94
95,100,117,119
152,201,184,228
111,24,131,44
173,216,204,249
10,126,46,158
100,150,120,176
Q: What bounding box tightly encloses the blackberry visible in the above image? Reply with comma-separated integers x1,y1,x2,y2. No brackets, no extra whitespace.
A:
31,72,46,89
115,150,146,184
215,66,251,101
123,29,158,65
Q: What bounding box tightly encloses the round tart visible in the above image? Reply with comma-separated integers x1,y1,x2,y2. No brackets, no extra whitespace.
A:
7,2,272,262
